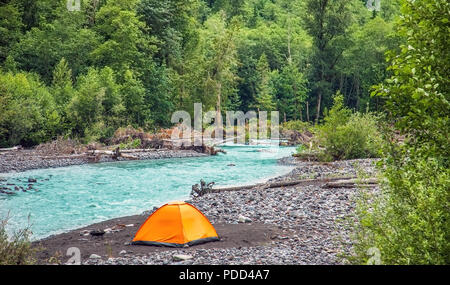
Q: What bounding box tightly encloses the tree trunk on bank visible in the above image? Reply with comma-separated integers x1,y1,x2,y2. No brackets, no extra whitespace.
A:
216,82,223,138
306,101,310,122
315,90,322,125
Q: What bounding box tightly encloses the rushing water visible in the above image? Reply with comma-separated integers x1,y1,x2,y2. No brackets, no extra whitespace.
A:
0,144,295,240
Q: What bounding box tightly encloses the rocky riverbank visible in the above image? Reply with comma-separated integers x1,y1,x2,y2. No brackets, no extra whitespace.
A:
32,158,378,265
0,148,208,174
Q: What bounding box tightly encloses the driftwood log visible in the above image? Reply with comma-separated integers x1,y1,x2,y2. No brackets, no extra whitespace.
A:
322,178,378,189
0,146,22,152
191,180,215,197
199,176,360,194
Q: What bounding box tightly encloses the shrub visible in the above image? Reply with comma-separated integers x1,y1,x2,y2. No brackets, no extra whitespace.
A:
317,94,382,161
347,0,450,265
0,71,60,147
347,150,450,264
0,217,36,265
119,138,142,150
295,144,304,154
281,120,311,133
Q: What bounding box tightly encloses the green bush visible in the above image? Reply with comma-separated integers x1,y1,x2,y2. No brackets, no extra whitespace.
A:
295,144,305,154
347,0,450,265
0,71,61,147
0,217,36,265
348,150,450,264
281,120,311,133
317,94,382,161
119,138,142,150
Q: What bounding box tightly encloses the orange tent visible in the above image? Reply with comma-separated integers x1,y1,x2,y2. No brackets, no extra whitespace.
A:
131,201,219,247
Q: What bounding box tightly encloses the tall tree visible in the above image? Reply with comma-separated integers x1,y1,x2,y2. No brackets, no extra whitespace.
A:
91,0,156,76
51,58,75,133
11,11,99,83
253,53,275,111
199,12,240,126
302,0,356,123
0,3,23,63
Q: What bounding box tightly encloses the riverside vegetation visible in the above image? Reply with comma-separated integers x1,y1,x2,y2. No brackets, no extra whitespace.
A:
1,0,449,265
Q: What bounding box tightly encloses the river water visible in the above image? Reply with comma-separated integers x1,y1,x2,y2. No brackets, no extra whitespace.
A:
0,144,295,240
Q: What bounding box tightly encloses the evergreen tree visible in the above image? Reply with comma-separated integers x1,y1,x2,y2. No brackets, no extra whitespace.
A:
253,53,275,111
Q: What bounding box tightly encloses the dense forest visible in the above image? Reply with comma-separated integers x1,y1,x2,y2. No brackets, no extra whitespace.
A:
0,0,449,265
0,0,402,147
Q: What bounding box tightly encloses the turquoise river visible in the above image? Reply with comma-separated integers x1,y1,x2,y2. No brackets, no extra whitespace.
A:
0,144,295,240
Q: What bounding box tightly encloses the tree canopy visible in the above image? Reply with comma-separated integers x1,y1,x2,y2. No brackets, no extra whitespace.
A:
0,0,402,146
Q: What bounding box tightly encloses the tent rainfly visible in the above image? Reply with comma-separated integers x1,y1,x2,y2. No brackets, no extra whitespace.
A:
131,201,219,247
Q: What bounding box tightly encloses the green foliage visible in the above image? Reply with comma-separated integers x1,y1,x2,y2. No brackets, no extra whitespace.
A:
272,63,308,121
281,120,311,133
252,53,275,111
11,12,100,83
0,0,400,147
92,0,157,74
349,152,450,264
119,138,142,150
340,16,400,111
51,58,75,132
0,217,36,265
0,71,60,147
303,0,358,123
0,3,23,63
67,68,105,136
349,0,450,264
295,144,304,154
121,70,147,127
317,93,382,160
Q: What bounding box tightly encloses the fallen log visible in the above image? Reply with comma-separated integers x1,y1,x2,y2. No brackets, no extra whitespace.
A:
90,150,115,155
322,178,378,189
119,154,138,160
120,149,158,153
0,146,22,152
208,176,357,193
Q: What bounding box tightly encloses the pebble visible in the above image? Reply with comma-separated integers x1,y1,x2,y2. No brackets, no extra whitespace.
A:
173,254,194,262
238,215,252,223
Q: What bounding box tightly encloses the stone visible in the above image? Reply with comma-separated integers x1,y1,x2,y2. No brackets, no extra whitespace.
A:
89,254,102,259
238,215,252,223
90,229,105,236
173,254,193,261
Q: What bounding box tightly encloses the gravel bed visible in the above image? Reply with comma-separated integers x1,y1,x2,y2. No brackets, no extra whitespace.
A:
85,158,378,265
0,149,207,174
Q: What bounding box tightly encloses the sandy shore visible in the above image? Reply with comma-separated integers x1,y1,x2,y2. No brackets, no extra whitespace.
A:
31,158,378,265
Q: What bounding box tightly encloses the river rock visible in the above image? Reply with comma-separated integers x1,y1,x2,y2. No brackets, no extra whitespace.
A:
238,215,252,223
89,254,102,259
173,254,193,261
